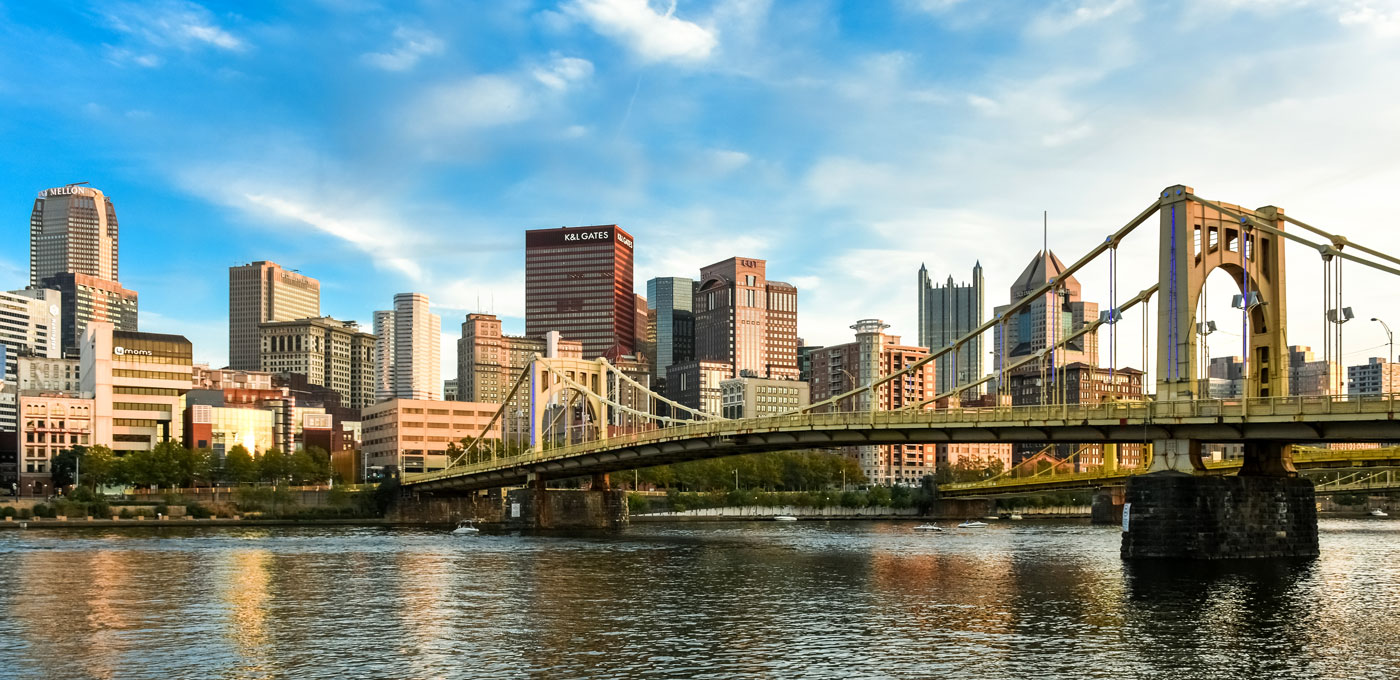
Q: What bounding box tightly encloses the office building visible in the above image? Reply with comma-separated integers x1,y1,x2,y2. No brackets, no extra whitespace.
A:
191,365,274,391
1,289,63,430
183,404,275,460
634,294,649,359
29,184,119,286
797,342,821,383
361,398,501,475
443,379,458,401
694,257,799,380
646,277,696,386
994,250,1099,405
918,262,984,395
37,272,138,356
375,293,441,401
81,322,193,454
1287,345,1341,396
808,320,938,486
228,261,321,370
259,316,376,409
457,313,581,404
1348,358,1400,395
17,354,81,393
16,393,94,494
525,225,636,358
720,377,809,419
665,360,733,416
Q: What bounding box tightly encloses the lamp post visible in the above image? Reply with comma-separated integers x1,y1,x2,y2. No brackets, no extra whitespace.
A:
1371,318,1393,365
733,468,739,491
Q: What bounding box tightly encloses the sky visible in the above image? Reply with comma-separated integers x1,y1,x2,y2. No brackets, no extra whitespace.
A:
3,0,1400,384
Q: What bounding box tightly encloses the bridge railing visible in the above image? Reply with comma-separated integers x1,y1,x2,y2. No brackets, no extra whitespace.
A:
403,394,1400,486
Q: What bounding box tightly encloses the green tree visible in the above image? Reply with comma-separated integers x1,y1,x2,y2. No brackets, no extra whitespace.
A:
290,447,331,485
223,445,258,484
258,448,290,484
51,447,84,489
82,445,119,490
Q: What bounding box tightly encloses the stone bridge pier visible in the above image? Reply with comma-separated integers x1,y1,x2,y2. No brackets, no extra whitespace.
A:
1121,440,1318,559
503,473,629,530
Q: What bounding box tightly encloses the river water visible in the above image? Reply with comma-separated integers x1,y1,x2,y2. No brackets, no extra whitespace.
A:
1,519,1396,679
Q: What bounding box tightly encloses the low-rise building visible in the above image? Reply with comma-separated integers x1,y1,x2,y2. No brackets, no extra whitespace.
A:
81,322,193,454
665,360,733,417
361,399,501,475
16,353,81,393
1348,357,1400,395
191,365,275,391
17,392,94,495
183,404,275,460
719,377,809,419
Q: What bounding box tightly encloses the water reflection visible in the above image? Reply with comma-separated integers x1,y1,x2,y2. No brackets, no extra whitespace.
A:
0,521,1396,679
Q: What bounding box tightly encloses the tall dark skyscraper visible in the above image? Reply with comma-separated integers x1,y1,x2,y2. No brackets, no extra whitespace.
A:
918,262,984,394
525,225,636,359
30,184,119,287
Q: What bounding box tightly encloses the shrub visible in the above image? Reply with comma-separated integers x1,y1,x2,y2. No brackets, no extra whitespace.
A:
18,508,33,519
33,503,53,518
91,502,111,517
119,508,134,519
1,506,14,518
187,503,213,519
627,493,651,514
154,504,169,516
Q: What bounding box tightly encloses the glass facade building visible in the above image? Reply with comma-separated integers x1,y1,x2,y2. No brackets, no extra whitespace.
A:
645,277,695,386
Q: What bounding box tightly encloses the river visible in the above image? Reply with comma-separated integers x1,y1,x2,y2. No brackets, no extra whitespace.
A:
1,519,1397,679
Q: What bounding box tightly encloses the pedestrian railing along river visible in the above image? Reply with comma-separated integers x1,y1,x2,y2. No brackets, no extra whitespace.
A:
403,394,1400,489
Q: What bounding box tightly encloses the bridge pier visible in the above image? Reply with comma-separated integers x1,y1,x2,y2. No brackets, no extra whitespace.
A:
1122,441,1318,560
1090,486,1125,525
505,474,628,530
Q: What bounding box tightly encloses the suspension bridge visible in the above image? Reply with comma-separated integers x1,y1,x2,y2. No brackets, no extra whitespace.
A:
402,185,1400,558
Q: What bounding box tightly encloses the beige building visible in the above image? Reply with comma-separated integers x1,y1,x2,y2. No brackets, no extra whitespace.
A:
17,393,94,494
81,322,193,454
191,365,274,391
810,320,940,486
228,261,320,371
666,360,733,416
375,293,441,401
17,354,81,393
1348,358,1400,395
1,288,63,430
259,316,376,408
720,377,808,419
456,312,582,404
361,399,501,474
1287,345,1341,396
30,184,118,286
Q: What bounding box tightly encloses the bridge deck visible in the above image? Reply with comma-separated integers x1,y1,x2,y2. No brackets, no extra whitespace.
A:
404,395,1400,493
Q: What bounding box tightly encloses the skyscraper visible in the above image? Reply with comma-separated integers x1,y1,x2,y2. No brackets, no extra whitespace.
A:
0,289,63,431
993,250,1099,397
918,262,984,395
524,225,636,358
30,184,119,286
36,272,138,357
228,261,321,370
375,293,441,401
259,316,377,409
694,257,799,380
646,276,696,385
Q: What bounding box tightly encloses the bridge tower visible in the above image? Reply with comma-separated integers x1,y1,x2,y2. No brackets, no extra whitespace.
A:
1125,185,1316,560
1156,184,1289,403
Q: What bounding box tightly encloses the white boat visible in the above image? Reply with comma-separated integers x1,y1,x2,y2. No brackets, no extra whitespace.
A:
1370,508,1389,517
914,523,944,532
982,516,1000,521
1009,514,1024,520
774,515,798,521
957,520,989,529
452,520,480,535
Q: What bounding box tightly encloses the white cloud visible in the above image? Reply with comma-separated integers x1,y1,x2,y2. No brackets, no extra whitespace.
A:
703,148,750,174
1339,2,1400,36
102,0,245,52
565,0,718,63
242,193,424,280
414,75,535,131
532,55,595,90
362,27,445,71
1028,0,1135,36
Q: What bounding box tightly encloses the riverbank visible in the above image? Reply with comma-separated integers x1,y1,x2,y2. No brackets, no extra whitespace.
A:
1,517,389,530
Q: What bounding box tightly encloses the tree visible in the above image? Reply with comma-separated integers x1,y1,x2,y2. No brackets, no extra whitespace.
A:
83,445,119,490
290,447,331,485
51,447,84,489
223,445,258,484
258,448,290,484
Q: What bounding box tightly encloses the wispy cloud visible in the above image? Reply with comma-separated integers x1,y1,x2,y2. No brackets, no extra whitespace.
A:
362,27,444,71
406,55,594,137
532,55,595,90
564,0,718,63
100,0,246,52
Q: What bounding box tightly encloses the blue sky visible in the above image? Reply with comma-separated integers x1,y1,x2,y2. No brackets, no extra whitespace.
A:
3,0,1400,381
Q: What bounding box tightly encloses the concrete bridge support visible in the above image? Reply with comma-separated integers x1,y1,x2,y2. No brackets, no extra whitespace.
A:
1121,440,1318,559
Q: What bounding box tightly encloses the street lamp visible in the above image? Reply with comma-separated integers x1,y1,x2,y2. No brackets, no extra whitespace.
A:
1371,318,1393,365
733,468,739,491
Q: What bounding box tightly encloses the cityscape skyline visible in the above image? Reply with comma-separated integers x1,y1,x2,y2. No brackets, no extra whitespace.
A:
3,2,1400,383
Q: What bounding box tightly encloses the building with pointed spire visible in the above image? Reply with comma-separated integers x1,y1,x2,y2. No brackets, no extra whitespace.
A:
918,262,984,395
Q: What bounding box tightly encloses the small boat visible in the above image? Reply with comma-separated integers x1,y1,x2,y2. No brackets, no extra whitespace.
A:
914,523,944,532
452,520,480,535
982,516,999,521
774,515,798,521
957,520,989,529
1009,514,1024,520
1370,508,1389,517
